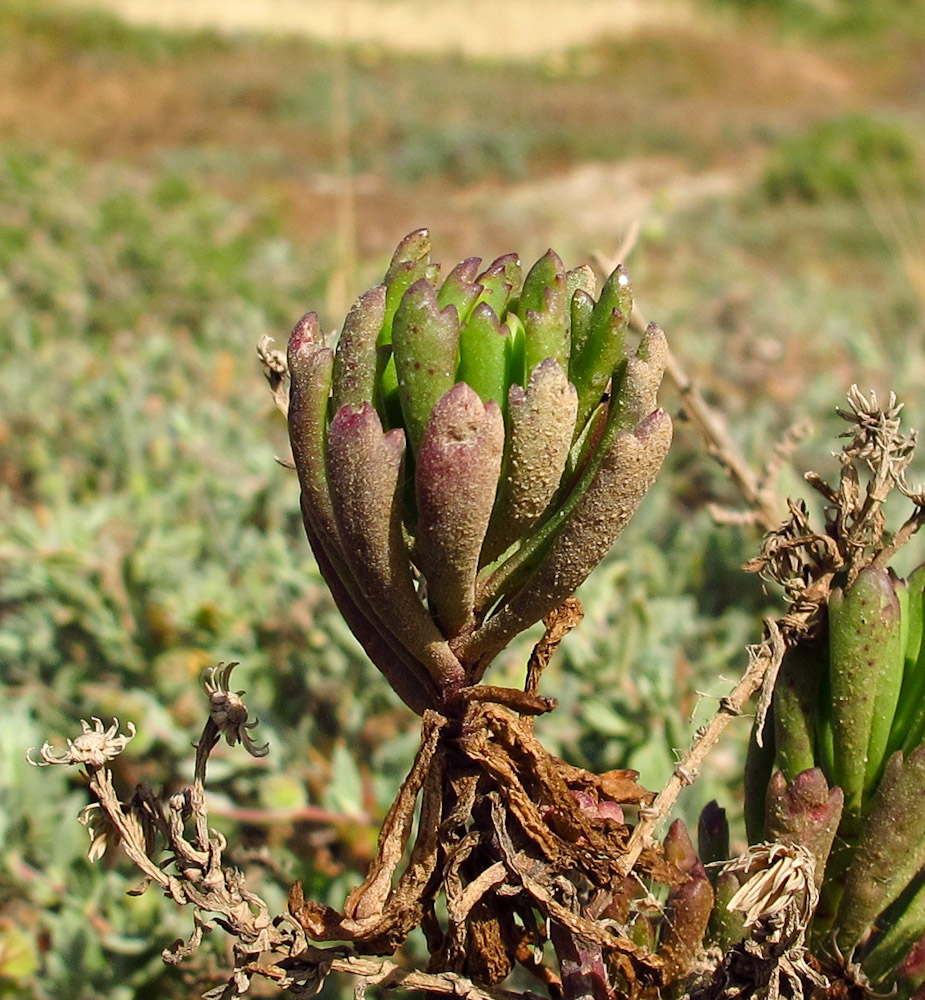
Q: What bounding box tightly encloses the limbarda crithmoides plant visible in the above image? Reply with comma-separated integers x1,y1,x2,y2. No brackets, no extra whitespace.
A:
29,230,925,999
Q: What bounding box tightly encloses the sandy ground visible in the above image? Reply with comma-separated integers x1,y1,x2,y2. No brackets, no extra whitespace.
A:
57,0,694,60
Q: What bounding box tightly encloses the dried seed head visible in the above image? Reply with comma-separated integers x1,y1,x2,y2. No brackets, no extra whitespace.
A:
28,717,136,769
723,842,817,932
203,662,269,758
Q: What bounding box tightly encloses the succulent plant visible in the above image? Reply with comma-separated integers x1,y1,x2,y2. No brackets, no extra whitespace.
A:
286,230,672,714
745,563,925,994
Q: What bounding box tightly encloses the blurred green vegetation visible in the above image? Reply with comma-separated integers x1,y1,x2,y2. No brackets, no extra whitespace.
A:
764,114,923,204
1,0,924,996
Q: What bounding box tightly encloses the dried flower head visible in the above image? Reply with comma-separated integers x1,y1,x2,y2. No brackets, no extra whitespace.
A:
27,717,136,769
256,334,290,417
837,384,914,483
744,385,925,631
723,842,818,932
203,662,269,758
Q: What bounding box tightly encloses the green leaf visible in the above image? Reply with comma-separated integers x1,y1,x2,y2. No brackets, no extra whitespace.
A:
391,279,460,453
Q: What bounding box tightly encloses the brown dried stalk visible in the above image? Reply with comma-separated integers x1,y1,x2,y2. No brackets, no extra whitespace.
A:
622,620,788,875
288,666,672,995
29,667,307,999
659,339,782,534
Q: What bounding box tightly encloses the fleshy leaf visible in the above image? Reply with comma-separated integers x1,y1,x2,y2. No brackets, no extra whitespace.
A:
377,230,439,425
467,326,670,668
287,314,337,543
835,745,925,953
332,285,386,411
891,562,925,754
857,878,925,990
518,249,569,378
664,817,700,874
710,872,747,951
463,406,671,671
391,279,460,453
764,768,842,890
773,639,825,781
828,566,903,818
415,384,504,638
697,800,730,872
302,516,440,715
483,358,578,561
569,264,632,434
566,263,596,301
456,302,510,411
472,252,521,318
326,402,464,689
744,710,776,845
569,288,595,371
437,256,482,323
660,820,714,982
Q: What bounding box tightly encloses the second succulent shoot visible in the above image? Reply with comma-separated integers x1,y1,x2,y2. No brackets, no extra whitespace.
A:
747,562,925,995
287,230,672,714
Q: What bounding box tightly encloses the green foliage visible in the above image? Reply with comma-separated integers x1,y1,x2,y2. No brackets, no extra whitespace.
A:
763,114,923,204
0,149,413,997
0,0,922,994
388,121,529,185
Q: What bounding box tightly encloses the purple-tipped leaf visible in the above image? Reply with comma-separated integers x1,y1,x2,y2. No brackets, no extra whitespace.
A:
384,228,432,283
765,769,842,890
287,315,338,544
332,285,386,411
437,256,483,323
391,279,460,453
462,406,671,670
302,514,440,715
416,384,504,639
615,323,670,429
519,250,569,377
898,936,925,993
566,264,596,301
660,820,713,981
836,745,925,953
664,818,702,876
326,403,464,690
380,229,438,349
473,253,522,318
473,325,669,628
698,800,730,871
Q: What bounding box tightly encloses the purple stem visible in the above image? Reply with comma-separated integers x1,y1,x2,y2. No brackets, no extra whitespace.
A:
549,921,612,1000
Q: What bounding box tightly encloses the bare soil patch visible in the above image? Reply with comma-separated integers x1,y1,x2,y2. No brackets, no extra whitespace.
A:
57,0,694,60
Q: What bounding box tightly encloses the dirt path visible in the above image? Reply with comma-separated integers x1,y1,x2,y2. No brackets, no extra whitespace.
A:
58,0,694,60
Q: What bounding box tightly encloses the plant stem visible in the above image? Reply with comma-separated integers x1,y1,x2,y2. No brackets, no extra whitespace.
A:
549,921,613,1000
